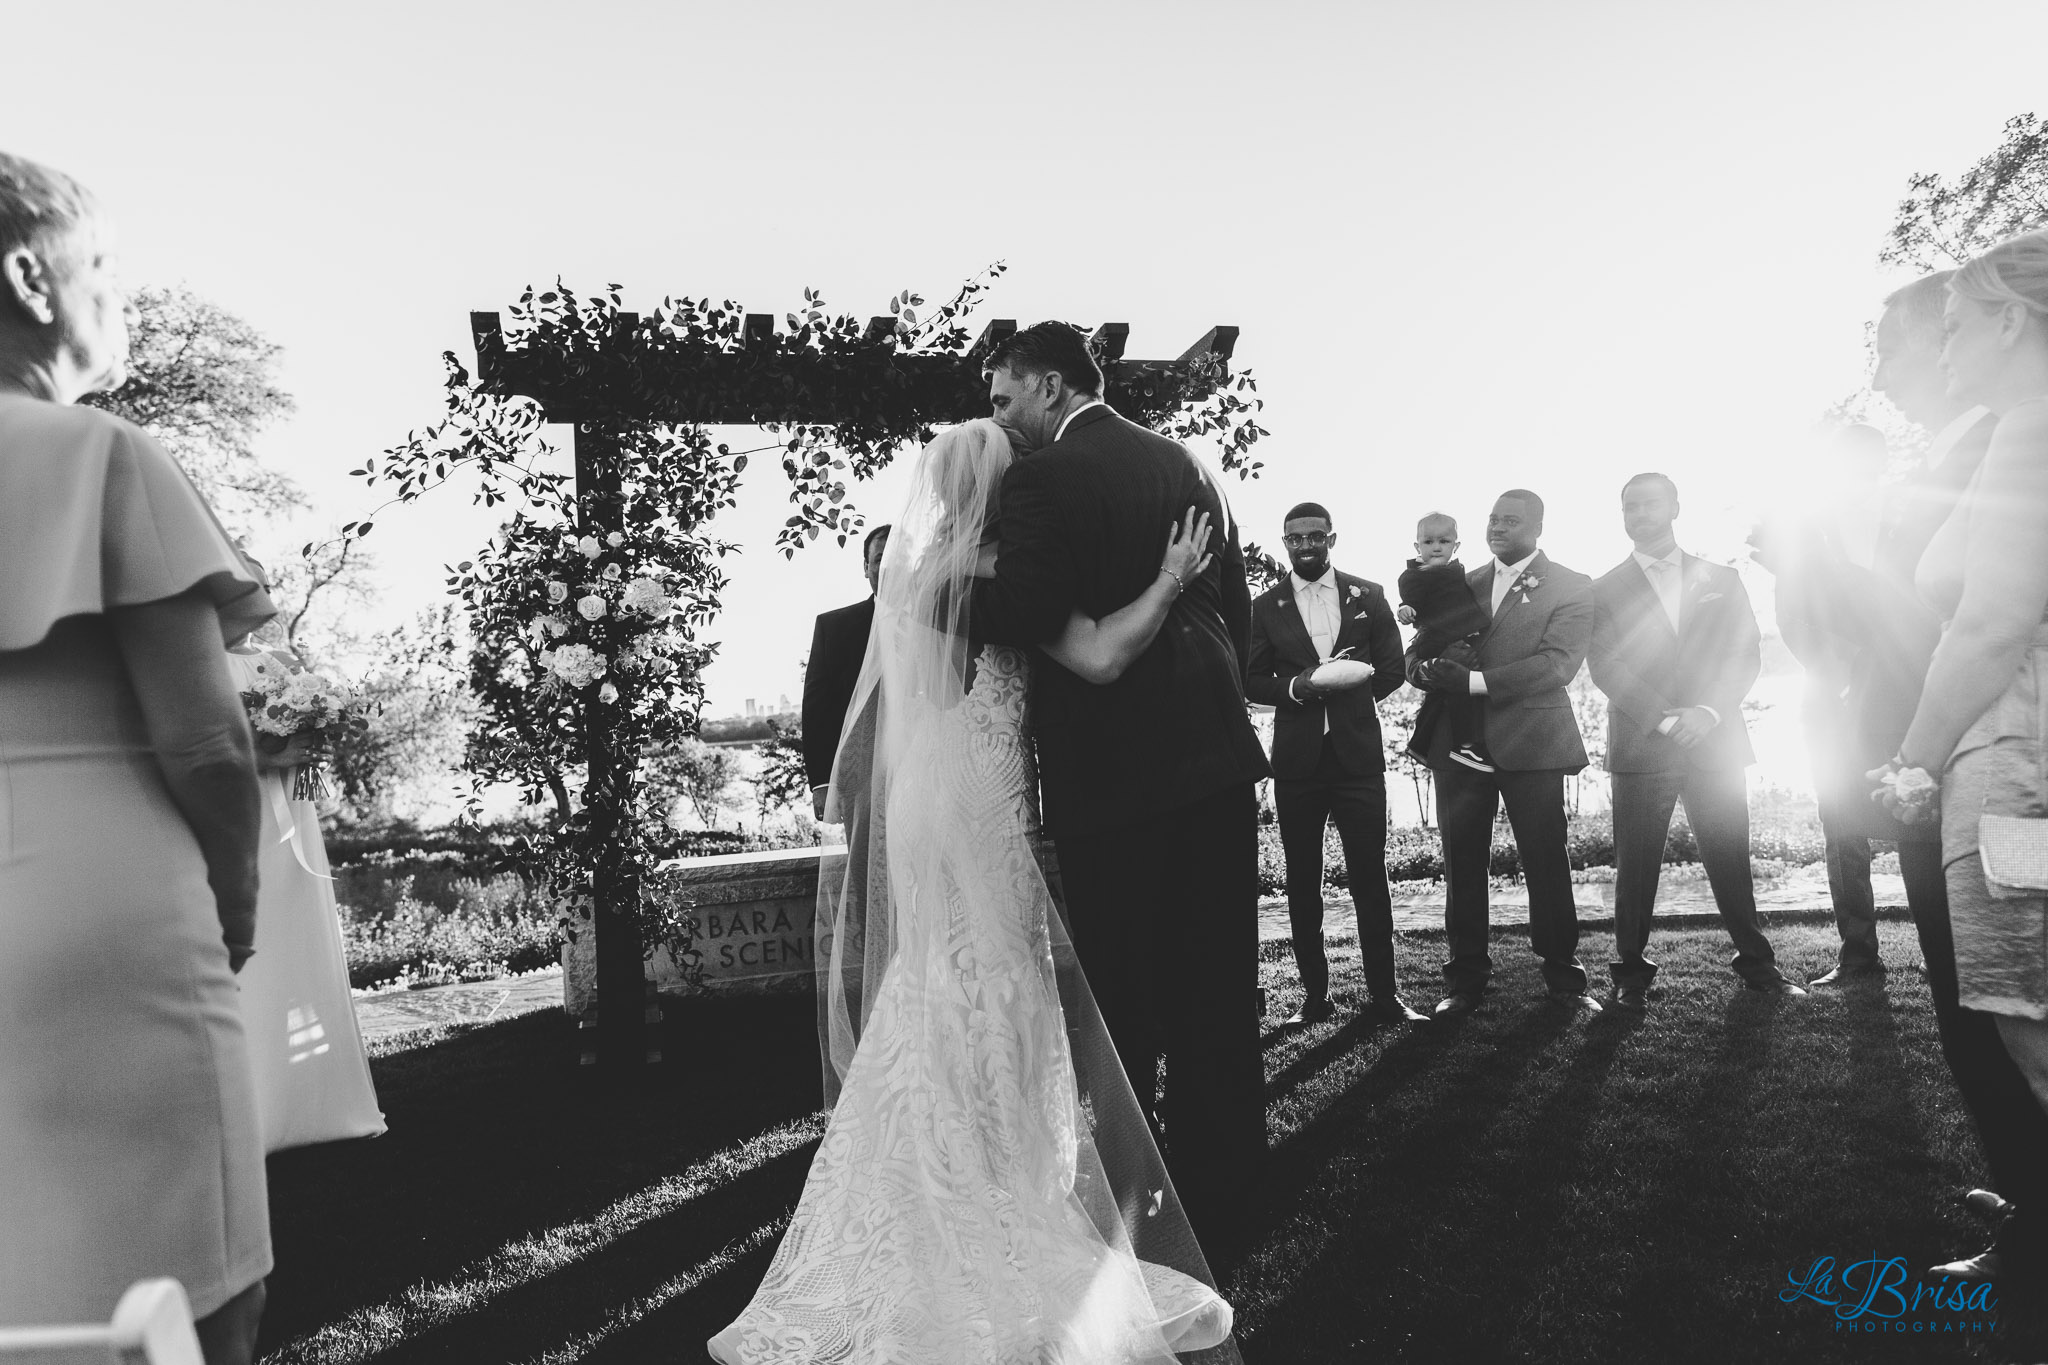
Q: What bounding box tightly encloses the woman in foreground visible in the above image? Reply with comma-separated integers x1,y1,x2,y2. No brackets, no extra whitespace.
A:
1882,228,2048,1292
711,419,1240,1363
0,151,274,1362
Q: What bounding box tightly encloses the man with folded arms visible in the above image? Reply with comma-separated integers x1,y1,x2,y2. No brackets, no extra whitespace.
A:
1246,502,1422,1026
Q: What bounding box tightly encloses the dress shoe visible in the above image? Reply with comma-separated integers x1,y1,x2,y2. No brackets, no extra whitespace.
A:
1360,996,1430,1025
1930,1248,2004,1282
1808,964,1884,987
1609,984,1648,1010
1748,979,1808,997
1283,997,1337,1027
1549,988,1603,1014
1965,1188,2017,1221
1433,992,1481,1019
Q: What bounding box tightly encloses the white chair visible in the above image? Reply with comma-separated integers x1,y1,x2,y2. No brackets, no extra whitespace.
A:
0,1280,204,1364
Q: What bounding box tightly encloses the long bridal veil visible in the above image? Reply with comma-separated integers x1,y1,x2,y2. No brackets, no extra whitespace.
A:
811,418,1240,1362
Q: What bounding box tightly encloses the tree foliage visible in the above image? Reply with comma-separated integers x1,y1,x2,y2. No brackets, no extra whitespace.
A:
324,606,475,824
84,284,299,534
1883,112,2048,271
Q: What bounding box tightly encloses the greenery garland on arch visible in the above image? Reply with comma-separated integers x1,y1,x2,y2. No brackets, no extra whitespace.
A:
344,269,1267,1048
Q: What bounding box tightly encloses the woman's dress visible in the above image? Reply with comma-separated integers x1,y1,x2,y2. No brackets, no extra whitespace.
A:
709,644,1230,1364
0,397,275,1321
226,649,385,1152
1918,445,2048,1104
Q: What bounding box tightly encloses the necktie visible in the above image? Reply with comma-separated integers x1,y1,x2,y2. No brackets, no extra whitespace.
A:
1648,559,1680,631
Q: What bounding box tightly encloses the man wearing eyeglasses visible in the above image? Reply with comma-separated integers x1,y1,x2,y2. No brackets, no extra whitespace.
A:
1245,502,1422,1026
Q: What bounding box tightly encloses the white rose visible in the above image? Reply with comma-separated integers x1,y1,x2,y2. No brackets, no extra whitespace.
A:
576,594,607,621
543,615,568,638
546,581,569,604
606,531,625,547
598,681,619,704
577,536,602,558
602,562,622,581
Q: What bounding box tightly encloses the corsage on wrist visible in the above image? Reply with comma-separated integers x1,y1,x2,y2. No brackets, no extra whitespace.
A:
1876,757,1940,824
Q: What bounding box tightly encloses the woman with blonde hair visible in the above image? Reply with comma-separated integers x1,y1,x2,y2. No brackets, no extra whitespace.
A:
1881,227,2048,1293
0,152,273,1361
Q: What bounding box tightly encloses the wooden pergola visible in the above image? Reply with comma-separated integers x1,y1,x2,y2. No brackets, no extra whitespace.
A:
468,308,1241,1072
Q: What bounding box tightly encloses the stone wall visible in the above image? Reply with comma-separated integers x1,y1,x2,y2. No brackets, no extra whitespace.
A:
562,846,822,1017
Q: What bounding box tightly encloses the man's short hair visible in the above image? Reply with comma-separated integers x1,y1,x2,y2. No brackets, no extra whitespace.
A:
0,151,97,263
1497,488,1545,522
1283,501,1332,526
1621,471,1678,501
984,321,1105,398
863,523,891,556
1883,270,1956,342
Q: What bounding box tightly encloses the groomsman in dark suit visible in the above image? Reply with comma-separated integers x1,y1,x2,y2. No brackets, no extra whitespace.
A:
1246,501,1424,1026
1590,473,1800,1007
1407,490,1598,1017
801,524,889,818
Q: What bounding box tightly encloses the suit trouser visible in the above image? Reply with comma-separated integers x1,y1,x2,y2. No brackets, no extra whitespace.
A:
1610,766,1782,989
1905,838,2048,1256
1053,781,1267,1258
1818,793,1881,969
1275,751,1397,1004
1435,763,1587,996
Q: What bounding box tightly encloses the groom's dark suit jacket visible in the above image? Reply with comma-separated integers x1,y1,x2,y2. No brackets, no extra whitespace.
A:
1406,550,1593,773
1590,555,1760,774
972,404,1271,837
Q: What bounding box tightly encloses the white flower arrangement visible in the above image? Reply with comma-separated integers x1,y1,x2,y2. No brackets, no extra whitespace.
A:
238,658,372,799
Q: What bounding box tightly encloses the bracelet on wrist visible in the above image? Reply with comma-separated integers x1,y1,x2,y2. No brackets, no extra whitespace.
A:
1160,567,1185,595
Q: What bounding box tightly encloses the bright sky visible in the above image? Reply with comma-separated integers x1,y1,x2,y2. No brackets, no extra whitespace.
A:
6,0,2044,725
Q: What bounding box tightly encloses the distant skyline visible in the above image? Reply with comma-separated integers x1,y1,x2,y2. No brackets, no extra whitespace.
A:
6,1,2045,715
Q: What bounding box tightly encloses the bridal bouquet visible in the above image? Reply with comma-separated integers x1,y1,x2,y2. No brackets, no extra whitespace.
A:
240,659,372,800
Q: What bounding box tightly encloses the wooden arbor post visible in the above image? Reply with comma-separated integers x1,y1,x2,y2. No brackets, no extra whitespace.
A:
469,308,1239,1074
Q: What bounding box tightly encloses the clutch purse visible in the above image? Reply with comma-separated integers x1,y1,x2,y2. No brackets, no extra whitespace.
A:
1309,659,1375,691
1979,813,2048,900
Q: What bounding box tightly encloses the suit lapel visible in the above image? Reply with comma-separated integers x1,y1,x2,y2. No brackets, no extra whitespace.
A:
1268,584,1318,662
1627,558,1677,642
1471,563,1495,621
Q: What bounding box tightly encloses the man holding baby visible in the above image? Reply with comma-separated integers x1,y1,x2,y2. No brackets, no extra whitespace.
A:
1246,502,1425,1026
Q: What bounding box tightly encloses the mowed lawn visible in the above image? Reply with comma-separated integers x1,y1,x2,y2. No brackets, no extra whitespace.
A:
256,917,2047,1363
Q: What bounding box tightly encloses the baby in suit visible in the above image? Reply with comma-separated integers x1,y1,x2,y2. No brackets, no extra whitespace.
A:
1397,512,1494,772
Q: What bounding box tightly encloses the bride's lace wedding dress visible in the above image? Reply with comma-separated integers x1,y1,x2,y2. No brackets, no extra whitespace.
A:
708,643,1231,1365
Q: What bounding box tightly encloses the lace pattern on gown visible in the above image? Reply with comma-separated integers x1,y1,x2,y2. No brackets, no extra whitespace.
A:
710,645,1229,1364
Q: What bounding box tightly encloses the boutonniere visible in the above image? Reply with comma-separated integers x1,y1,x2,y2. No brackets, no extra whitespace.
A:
1509,570,1542,604
1346,584,1363,602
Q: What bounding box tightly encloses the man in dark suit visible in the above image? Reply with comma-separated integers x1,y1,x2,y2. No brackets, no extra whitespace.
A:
1590,473,1800,1007
1245,500,1422,1026
1407,489,1598,1017
801,523,889,818
974,321,1271,1262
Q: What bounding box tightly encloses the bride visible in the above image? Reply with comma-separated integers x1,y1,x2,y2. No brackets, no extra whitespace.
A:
709,419,1241,1364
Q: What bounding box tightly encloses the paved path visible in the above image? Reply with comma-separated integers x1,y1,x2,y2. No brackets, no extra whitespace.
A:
353,865,1909,1042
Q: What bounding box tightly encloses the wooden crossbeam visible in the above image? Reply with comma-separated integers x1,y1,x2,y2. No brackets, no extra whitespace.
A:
1090,323,1130,364
469,312,1232,427
1177,326,1239,364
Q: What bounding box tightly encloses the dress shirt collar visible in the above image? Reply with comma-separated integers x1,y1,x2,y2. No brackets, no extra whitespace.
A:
1493,551,1539,583
1289,568,1334,594
1631,547,1682,574
1054,398,1108,443
1925,405,1991,467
